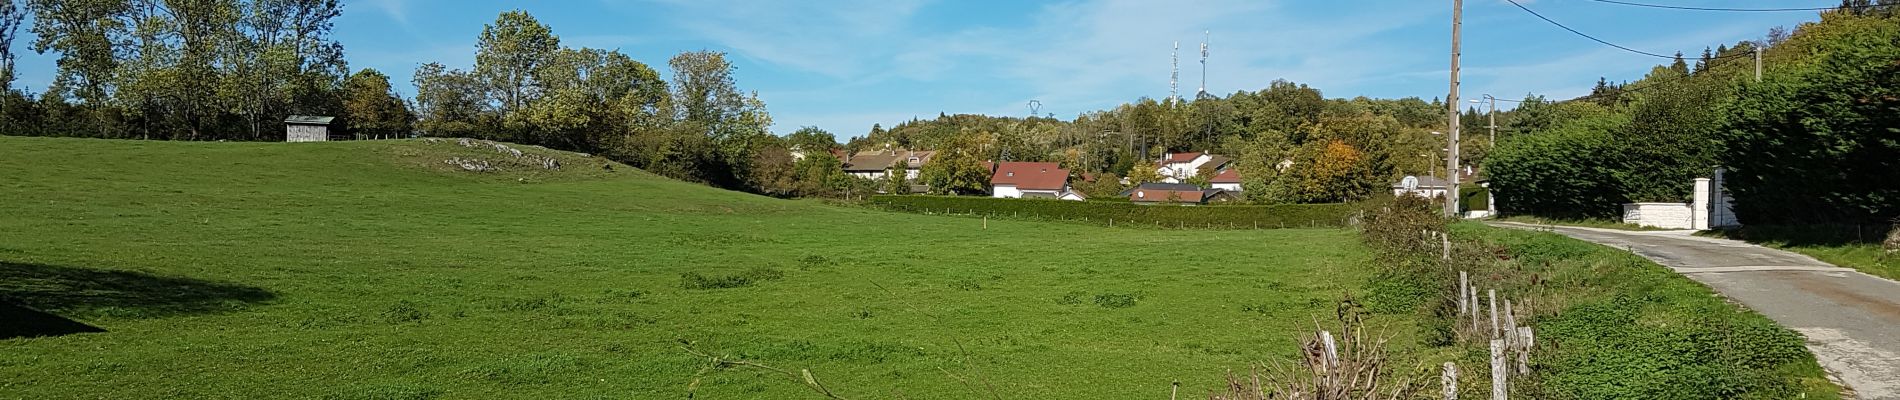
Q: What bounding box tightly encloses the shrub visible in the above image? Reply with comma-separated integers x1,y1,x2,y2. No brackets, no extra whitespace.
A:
679,267,784,290
1092,292,1139,309
1719,19,1900,224
1482,113,1630,219
380,300,430,324
1056,290,1088,305
866,195,1357,229
1885,225,1899,255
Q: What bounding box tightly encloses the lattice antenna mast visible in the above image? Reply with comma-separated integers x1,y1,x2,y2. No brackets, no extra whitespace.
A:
1198,30,1209,99
1170,41,1180,103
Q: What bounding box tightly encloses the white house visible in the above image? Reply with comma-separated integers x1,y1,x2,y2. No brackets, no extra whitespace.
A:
1392,175,1452,199
989,161,1082,201
1209,169,1243,192
841,148,934,181
1156,152,1213,183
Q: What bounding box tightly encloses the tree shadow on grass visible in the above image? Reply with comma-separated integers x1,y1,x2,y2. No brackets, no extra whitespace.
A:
0,261,276,339
1725,223,1899,247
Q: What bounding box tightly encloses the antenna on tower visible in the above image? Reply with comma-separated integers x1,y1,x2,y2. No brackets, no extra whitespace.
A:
1170,41,1180,104
1198,30,1210,100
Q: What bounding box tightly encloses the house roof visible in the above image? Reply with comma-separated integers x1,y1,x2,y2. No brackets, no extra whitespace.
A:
1121,182,1201,194
1203,189,1239,202
1129,188,1233,203
842,149,935,172
1392,175,1453,189
284,115,334,125
989,162,1069,191
1159,152,1203,165
1210,169,1241,184
1197,155,1234,175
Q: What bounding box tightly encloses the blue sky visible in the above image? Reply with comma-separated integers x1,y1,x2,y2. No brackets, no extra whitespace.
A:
7,0,1835,137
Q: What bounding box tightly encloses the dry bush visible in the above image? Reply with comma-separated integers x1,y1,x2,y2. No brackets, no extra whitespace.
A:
1211,301,1425,400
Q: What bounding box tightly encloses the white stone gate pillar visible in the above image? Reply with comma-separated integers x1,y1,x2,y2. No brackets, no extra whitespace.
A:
1692,178,1713,230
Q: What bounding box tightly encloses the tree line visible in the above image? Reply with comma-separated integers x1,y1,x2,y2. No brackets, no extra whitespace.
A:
853,81,1482,204
0,0,410,141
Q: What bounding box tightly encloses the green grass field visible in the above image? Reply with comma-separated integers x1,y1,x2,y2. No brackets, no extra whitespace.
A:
0,137,1396,399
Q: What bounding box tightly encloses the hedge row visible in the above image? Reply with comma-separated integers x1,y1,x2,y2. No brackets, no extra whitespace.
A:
866,195,1357,229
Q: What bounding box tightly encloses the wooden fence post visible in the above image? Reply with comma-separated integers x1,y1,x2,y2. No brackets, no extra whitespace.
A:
1442,234,1452,260
1488,289,1499,338
1442,362,1459,400
1490,339,1508,400
1458,271,1469,317
1319,330,1339,370
1516,327,1535,375
1503,300,1517,349
1469,286,1481,333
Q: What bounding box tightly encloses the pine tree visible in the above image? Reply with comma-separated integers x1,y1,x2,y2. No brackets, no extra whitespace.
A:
1695,47,1713,73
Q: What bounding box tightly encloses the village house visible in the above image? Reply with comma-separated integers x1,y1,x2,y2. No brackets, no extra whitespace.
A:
1391,175,1453,199
1209,169,1242,192
988,161,1084,201
1155,151,1236,184
841,147,935,181
1121,182,1240,205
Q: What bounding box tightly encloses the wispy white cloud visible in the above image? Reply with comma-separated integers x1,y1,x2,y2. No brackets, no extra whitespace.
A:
361,0,410,26
597,0,1806,134
641,0,928,79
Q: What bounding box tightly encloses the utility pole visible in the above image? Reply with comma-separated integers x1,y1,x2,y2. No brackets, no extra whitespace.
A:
1753,46,1762,82
1476,95,1495,148
1445,0,1463,218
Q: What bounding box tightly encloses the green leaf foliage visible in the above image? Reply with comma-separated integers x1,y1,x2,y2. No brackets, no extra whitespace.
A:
1719,13,1900,224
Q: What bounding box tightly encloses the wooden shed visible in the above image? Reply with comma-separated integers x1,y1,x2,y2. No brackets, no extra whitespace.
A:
284,115,336,142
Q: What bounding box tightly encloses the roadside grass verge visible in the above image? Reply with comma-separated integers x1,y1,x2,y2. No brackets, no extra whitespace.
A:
1703,224,1900,281
1495,215,1674,231
1358,197,1841,398
1457,224,1841,399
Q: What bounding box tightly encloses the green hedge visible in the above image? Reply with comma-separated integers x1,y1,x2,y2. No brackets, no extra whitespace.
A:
866,195,1357,229
1459,185,1489,213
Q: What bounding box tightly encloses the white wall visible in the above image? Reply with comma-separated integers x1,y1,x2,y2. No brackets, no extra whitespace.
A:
286,125,327,142
1212,183,1242,192
992,185,1023,198
1623,202,1694,229
850,171,885,180
1392,188,1448,199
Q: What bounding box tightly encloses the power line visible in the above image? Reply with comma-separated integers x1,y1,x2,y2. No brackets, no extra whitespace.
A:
1504,0,1680,59
1585,0,1854,12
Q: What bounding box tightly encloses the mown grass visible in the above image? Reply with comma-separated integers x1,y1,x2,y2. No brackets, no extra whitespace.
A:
1454,223,1842,399
1495,215,1674,231
1703,224,1900,281
0,136,1402,399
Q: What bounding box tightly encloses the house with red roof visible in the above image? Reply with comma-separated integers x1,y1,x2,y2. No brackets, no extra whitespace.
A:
1155,151,1234,184
988,162,1084,201
1119,183,1241,205
1209,169,1243,192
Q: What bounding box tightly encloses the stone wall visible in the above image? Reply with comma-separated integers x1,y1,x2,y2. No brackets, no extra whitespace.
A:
1623,202,1694,229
